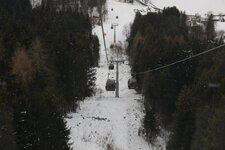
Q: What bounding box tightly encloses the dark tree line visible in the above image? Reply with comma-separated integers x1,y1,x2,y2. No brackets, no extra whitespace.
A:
0,0,100,149
41,0,107,17
127,7,225,149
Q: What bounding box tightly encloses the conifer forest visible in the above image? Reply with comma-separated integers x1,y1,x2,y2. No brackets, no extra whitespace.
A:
0,0,225,150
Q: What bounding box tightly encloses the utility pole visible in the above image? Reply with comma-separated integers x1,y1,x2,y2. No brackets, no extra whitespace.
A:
111,59,124,97
111,23,118,43
111,23,123,98
116,60,119,97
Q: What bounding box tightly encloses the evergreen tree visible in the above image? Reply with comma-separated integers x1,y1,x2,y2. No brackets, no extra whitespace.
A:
0,0,100,148
0,87,17,150
143,103,159,143
206,14,216,40
167,87,196,150
127,6,224,146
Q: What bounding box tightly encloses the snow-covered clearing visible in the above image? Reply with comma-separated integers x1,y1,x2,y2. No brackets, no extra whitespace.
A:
66,0,167,150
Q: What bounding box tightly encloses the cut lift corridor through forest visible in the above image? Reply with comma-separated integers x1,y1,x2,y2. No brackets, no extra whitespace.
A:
66,0,167,150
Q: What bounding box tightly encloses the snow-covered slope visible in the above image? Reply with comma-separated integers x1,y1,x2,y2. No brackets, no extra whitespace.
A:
66,0,167,150
30,0,41,7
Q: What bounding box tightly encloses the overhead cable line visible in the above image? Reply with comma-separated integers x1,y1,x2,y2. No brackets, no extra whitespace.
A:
133,43,225,75
148,1,162,11
98,0,109,64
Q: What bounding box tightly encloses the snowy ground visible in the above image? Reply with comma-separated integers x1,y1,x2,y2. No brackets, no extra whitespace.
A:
66,0,167,150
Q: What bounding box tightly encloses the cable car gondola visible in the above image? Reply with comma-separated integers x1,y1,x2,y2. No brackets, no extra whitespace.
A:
110,43,115,49
106,79,116,91
109,63,114,70
128,78,138,89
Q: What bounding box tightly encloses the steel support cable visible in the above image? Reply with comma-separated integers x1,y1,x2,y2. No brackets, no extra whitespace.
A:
148,1,162,10
133,43,225,75
99,0,109,65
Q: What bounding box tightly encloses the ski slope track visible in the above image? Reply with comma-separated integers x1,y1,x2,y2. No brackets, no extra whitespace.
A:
66,0,167,150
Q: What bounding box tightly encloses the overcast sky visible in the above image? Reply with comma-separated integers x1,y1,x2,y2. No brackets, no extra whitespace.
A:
152,0,225,15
